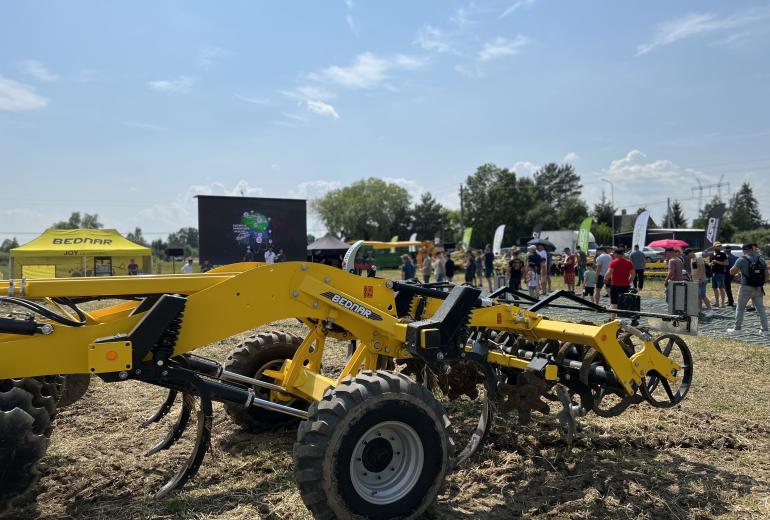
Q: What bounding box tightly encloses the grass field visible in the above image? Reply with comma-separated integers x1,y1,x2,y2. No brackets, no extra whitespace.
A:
5,266,770,519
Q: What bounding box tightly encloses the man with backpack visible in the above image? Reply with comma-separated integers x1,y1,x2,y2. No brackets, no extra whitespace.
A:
727,243,768,336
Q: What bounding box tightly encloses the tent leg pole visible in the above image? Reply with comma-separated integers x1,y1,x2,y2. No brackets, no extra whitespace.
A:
83,256,87,277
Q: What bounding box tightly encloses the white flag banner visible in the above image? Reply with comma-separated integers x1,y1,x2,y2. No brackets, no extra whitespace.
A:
408,232,418,252
632,210,650,250
492,224,505,255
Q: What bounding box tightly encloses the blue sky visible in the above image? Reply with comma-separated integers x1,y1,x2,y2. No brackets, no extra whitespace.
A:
2,0,770,242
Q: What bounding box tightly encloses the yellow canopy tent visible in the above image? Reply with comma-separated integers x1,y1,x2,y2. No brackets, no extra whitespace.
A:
10,229,152,279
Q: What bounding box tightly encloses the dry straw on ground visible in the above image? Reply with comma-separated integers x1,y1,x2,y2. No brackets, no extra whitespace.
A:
8,315,767,520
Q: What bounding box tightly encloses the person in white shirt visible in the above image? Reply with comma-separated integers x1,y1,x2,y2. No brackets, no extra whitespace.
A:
180,257,194,274
264,246,276,264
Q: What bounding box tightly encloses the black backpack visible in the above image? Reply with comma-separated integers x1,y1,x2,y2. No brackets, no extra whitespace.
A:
746,257,767,287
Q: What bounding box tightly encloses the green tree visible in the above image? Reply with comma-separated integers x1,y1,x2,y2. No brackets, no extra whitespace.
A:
662,200,687,228
463,163,538,248
150,238,168,258
729,182,763,231
0,238,19,252
533,163,582,207
592,223,613,247
306,234,316,245
440,208,462,244
313,178,412,241
125,227,148,246
592,191,615,228
52,212,103,229
167,227,199,257
558,198,589,229
733,228,770,255
411,192,445,240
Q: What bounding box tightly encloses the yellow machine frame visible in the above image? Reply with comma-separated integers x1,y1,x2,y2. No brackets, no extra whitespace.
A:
0,261,681,401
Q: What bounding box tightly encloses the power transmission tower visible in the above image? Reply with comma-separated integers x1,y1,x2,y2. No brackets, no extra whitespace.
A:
692,174,730,213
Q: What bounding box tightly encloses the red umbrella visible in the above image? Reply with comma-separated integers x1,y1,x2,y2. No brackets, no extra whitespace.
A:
648,239,688,248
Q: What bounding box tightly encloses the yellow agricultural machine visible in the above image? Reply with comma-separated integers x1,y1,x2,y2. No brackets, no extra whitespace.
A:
0,261,694,518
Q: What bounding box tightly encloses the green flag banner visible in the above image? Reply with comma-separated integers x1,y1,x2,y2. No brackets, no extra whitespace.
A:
577,217,592,252
462,227,473,250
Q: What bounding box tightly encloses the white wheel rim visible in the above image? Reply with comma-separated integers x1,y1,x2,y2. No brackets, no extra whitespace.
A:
349,420,424,505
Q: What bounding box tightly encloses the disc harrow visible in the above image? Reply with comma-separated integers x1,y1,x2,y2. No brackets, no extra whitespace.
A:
0,261,695,517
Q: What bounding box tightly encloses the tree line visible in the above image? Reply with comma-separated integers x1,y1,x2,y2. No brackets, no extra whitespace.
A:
312,163,766,250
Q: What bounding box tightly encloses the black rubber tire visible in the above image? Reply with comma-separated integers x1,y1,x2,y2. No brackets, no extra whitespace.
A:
223,331,306,432
0,378,55,515
294,370,452,520
58,374,91,408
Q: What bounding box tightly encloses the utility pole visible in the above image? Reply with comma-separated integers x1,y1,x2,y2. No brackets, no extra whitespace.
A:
601,178,615,246
459,184,464,233
666,197,671,228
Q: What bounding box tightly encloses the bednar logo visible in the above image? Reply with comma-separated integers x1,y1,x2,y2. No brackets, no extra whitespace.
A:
321,291,382,321
52,238,113,245
363,285,374,298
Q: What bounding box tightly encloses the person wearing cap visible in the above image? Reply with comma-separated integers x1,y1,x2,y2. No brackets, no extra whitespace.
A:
686,248,715,318
727,243,768,336
605,247,635,320
710,242,729,308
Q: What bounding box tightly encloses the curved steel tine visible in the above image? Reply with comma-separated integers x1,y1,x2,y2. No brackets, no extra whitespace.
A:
155,388,213,498
141,389,178,428
145,393,194,456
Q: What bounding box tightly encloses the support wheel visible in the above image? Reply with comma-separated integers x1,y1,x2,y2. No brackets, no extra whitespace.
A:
58,374,90,408
0,378,56,514
294,370,452,520
223,331,306,432
640,334,693,408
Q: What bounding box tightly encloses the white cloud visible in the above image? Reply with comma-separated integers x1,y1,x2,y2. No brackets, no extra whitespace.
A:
414,25,453,53
0,77,49,111
288,180,341,200
283,85,336,102
511,160,539,176
122,121,167,132
563,151,579,162
309,52,424,89
636,8,769,56
304,99,340,119
236,94,271,105
20,60,59,82
346,14,359,36
136,181,264,230
197,45,233,68
147,76,194,94
498,0,537,20
478,36,530,61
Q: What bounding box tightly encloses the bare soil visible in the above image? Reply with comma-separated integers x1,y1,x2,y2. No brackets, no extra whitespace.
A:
7,315,770,520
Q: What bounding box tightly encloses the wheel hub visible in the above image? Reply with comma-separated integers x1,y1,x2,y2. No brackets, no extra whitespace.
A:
349,421,424,505
361,437,393,473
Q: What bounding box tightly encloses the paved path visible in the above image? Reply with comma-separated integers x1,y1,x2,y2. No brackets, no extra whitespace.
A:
525,292,770,347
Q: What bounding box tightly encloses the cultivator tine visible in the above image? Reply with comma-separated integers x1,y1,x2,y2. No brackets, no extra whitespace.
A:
155,390,213,498
141,389,178,428
145,393,194,456
555,384,578,450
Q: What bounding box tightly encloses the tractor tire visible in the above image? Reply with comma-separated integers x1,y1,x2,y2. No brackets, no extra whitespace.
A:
223,331,306,432
58,374,91,408
0,378,57,515
294,370,452,520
